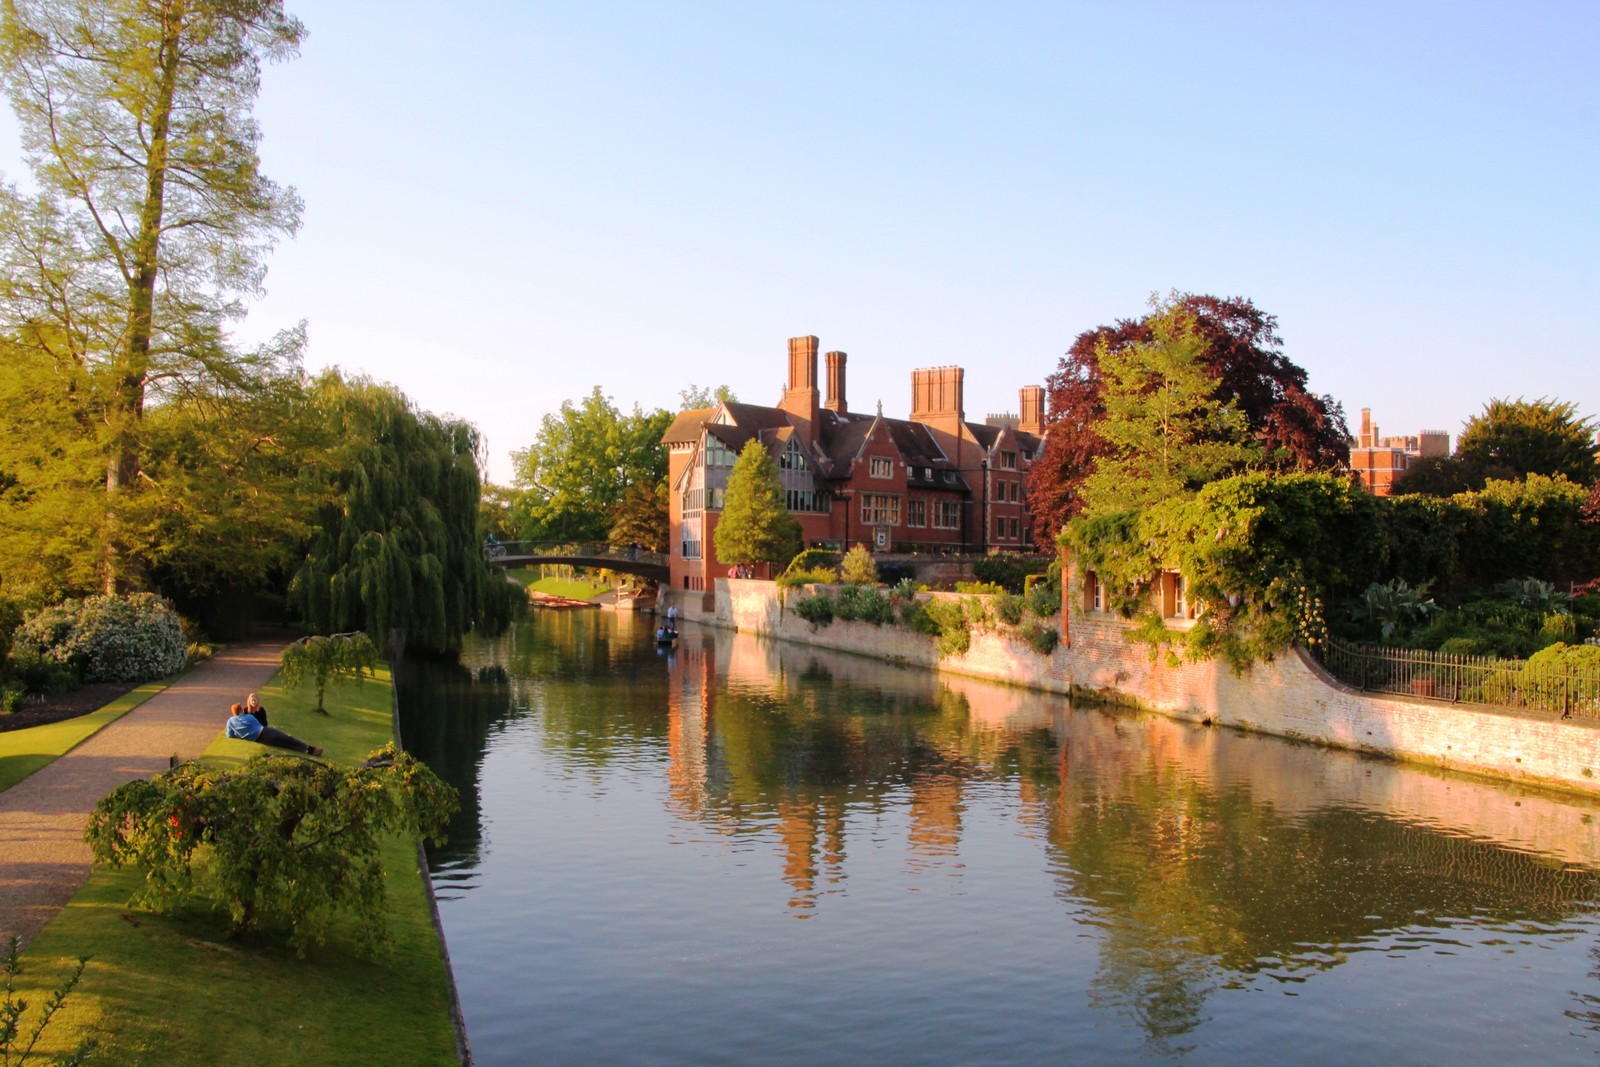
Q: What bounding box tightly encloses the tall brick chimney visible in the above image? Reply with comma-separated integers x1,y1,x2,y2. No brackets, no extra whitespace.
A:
780,335,821,430
1018,385,1044,436
824,351,848,413
910,366,967,472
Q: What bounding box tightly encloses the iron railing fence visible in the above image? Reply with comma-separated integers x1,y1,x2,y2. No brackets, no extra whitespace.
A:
1318,637,1600,720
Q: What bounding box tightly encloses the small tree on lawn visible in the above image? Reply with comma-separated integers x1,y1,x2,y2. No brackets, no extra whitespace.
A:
714,440,802,570
85,744,457,955
278,632,381,714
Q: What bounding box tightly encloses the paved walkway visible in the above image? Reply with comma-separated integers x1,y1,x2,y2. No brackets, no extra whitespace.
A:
0,641,286,949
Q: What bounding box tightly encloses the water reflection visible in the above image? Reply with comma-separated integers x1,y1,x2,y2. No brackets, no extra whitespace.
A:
399,612,1600,1064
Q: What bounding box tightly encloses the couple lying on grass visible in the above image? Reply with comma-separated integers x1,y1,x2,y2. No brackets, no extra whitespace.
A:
224,692,323,757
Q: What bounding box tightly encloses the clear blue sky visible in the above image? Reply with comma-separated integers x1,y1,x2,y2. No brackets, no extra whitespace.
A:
9,1,1598,484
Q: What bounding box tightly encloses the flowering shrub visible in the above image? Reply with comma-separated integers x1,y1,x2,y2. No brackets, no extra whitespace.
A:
12,594,187,683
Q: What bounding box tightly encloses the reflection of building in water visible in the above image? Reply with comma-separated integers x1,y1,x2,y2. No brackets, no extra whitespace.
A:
775,799,846,913
665,639,719,819
907,773,964,870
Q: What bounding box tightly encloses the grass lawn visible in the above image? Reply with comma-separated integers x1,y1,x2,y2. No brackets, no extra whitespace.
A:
510,571,611,600
12,667,462,1066
0,682,167,793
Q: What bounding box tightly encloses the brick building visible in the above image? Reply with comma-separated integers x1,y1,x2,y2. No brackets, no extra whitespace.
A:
1348,407,1449,495
662,335,1045,591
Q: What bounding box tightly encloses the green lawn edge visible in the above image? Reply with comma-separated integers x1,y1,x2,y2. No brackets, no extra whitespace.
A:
0,679,169,794
506,570,611,599
12,666,462,1066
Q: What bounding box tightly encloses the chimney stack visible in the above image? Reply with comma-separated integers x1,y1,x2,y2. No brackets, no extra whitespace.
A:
1019,385,1045,435
824,351,848,413
779,335,821,429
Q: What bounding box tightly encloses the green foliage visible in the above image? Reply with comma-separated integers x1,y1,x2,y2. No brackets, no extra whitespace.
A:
678,384,738,410
0,0,305,595
972,554,1047,593
714,441,802,567
993,592,1025,626
288,373,518,655
786,549,840,574
1517,643,1600,714
1080,296,1264,514
834,585,894,625
607,481,669,554
1026,580,1060,618
1456,397,1598,486
954,581,1006,595
511,387,673,542
840,545,878,586
278,632,382,714
1023,622,1061,655
84,743,458,957
11,594,186,684
1494,577,1572,614
1,934,93,1066
929,603,972,656
1348,580,1440,642
1541,612,1578,642
899,599,941,635
776,567,839,590
792,594,835,629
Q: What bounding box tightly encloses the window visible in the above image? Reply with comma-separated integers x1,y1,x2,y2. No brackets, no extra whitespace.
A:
907,499,927,527
786,489,830,512
870,456,893,479
681,539,702,560
933,500,961,529
703,439,737,468
1010,481,1020,503
994,480,1007,502
995,515,1007,540
1084,571,1103,612
780,439,809,471
998,450,1017,470
861,494,901,525
923,467,934,480
942,471,958,485
1010,517,1020,538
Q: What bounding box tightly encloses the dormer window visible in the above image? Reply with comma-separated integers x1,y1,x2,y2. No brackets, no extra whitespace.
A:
780,439,809,471
943,471,957,484
998,450,1018,470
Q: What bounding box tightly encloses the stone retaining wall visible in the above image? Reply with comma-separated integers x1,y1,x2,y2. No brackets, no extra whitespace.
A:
667,579,1600,797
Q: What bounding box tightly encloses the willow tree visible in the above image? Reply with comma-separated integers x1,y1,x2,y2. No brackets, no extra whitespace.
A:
0,0,304,593
289,372,518,656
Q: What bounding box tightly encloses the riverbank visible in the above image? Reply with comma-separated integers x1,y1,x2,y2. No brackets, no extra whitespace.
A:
10,667,463,1065
671,578,1600,797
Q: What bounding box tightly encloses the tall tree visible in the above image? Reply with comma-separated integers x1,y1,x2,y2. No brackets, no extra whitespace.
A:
0,0,304,592
1079,300,1262,514
607,481,668,553
1030,294,1349,538
714,440,801,567
288,372,517,655
1455,398,1597,486
510,387,671,541
679,384,738,410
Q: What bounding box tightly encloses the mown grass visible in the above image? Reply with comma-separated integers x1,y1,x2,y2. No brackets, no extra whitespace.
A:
512,572,610,600
0,681,167,793
13,667,461,1066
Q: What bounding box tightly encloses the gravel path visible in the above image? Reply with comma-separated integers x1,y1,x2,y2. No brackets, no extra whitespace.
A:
0,642,286,950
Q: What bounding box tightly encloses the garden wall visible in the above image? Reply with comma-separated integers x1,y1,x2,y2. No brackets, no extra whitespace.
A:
1068,610,1600,796
670,579,1600,797
676,579,1074,695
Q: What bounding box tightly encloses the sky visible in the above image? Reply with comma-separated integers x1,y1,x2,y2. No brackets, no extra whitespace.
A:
7,1,1597,484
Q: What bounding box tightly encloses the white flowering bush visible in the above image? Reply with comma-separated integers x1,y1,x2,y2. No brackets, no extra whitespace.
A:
12,594,188,683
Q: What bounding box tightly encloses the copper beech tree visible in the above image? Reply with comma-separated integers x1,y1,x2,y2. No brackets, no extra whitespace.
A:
1028,294,1350,540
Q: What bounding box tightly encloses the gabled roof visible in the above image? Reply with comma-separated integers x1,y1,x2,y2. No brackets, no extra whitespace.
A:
662,407,715,445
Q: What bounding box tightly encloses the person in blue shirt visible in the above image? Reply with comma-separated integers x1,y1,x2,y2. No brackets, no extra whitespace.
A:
225,702,322,756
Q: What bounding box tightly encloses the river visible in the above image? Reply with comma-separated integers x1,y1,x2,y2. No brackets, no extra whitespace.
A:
396,610,1600,1066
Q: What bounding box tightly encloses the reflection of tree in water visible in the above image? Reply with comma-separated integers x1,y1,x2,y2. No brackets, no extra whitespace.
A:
1009,725,1600,1047
395,653,515,879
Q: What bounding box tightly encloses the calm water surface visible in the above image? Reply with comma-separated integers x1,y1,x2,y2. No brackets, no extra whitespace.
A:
397,611,1600,1066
